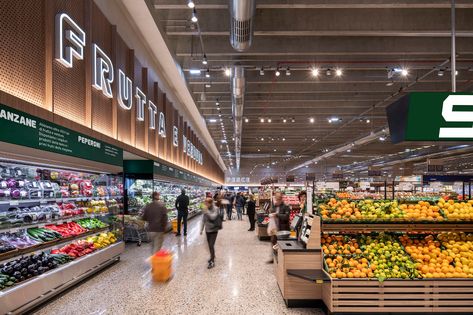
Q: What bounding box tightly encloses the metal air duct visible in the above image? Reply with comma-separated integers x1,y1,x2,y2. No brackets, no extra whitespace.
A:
231,66,245,170
229,0,256,52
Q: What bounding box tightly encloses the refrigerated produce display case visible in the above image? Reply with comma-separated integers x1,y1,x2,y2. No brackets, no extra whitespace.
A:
0,159,125,313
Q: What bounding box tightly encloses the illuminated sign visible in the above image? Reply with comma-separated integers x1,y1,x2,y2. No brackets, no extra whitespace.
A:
55,13,203,165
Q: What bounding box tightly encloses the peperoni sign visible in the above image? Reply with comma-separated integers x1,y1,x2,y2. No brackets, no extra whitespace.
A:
55,13,203,165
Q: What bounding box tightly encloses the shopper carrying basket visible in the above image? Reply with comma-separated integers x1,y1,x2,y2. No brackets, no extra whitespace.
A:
141,192,168,254
200,198,222,269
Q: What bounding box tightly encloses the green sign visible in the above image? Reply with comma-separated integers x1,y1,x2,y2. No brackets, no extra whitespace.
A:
387,92,473,143
0,103,123,166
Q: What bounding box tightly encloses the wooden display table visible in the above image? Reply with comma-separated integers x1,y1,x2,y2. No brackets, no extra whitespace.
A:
275,240,323,307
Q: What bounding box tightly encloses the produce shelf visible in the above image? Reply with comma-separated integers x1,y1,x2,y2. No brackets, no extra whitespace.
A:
0,213,110,232
0,195,123,206
0,241,124,314
0,227,109,263
321,221,473,232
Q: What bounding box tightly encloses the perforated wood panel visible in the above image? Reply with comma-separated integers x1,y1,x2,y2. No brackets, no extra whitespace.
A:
115,36,132,145
91,3,113,136
52,0,86,125
147,71,157,156
134,57,145,151
0,0,45,107
157,89,165,159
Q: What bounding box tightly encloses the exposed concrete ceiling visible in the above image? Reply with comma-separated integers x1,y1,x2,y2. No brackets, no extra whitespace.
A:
147,0,473,182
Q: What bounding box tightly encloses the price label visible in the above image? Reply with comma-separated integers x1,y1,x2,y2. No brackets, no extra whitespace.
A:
10,201,19,206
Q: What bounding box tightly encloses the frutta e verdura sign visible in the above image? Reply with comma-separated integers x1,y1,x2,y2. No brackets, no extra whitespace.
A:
387,92,473,143
0,103,122,166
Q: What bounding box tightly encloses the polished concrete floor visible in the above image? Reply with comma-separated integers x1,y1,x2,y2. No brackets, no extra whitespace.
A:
34,216,323,315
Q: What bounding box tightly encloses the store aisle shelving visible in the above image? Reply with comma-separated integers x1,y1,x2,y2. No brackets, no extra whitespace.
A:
33,215,322,315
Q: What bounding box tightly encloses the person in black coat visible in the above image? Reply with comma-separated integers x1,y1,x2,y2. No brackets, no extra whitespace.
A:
175,189,190,236
247,195,256,231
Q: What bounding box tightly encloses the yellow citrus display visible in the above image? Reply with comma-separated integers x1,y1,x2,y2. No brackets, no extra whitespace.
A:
438,199,473,221
86,232,117,249
399,234,460,278
319,199,360,221
437,232,473,277
399,201,443,221
321,234,362,255
326,256,374,279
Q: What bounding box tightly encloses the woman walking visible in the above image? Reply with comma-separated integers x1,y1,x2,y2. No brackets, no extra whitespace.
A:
200,198,222,269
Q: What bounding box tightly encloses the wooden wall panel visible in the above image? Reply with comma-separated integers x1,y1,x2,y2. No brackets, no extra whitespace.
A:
158,90,165,159
0,0,45,108
91,3,113,137
153,82,160,157
173,108,179,166
147,71,157,157
52,0,86,125
115,37,132,145
133,57,145,151
164,97,172,162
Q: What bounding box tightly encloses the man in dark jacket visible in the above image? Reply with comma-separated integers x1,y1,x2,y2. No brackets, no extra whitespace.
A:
175,189,190,236
224,191,235,220
235,192,246,220
142,192,168,254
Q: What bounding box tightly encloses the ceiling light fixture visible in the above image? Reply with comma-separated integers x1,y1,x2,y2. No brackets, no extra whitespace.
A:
189,69,201,75
205,69,210,78
366,119,370,123
455,70,459,76
187,0,195,9
287,150,292,154
244,118,249,123
401,68,408,76
261,137,264,141
275,68,281,77
224,68,231,76
267,118,272,123
311,68,319,77
309,117,315,123
379,136,386,141
386,81,394,86
191,8,198,23
260,118,264,123
202,54,207,65
282,118,287,123
438,69,445,76
286,67,291,76
208,119,217,123
259,67,264,76
291,118,295,123
335,69,343,76
326,69,332,76
205,83,211,88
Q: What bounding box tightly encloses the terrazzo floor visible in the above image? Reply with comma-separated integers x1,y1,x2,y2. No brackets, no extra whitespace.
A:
33,216,324,315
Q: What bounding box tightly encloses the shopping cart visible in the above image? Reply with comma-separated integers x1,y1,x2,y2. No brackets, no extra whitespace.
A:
123,215,150,246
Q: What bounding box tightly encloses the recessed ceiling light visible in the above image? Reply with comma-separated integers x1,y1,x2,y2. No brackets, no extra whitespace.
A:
260,118,265,123
224,68,231,76
311,68,319,77
282,138,286,141
283,118,287,123
257,149,260,152
401,69,408,76
309,117,315,123
189,69,201,75
275,68,281,77
267,118,272,123
244,118,249,123
335,69,343,76
287,150,292,154
261,137,264,141
273,149,277,152
366,119,370,123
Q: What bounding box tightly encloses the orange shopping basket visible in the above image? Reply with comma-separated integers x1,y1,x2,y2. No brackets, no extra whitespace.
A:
151,249,173,282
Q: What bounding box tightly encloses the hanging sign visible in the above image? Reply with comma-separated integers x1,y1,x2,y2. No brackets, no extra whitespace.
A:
0,103,122,166
387,92,473,143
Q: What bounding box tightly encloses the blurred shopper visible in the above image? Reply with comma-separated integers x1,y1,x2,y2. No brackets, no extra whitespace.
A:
235,192,246,220
175,189,190,236
142,192,168,254
266,192,291,263
215,191,226,221
247,195,256,231
298,191,307,215
200,198,222,269
224,191,235,220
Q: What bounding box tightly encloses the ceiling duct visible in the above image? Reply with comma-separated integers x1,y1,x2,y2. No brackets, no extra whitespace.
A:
231,66,245,170
229,0,256,52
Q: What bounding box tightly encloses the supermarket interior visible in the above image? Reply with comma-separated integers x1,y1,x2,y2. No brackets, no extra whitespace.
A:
1,0,473,314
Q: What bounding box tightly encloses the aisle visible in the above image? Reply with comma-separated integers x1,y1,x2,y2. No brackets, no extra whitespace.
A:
34,216,322,315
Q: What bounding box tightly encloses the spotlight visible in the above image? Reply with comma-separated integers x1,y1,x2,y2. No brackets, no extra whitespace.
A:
187,0,195,9
286,67,291,76
224,68,231,76
267,118,272,123
283,118,287,123
287,150,292,154
326,69,332,76
205,83,211,88
291,118,295,123
260,118,265,123
386,81,394,86
438,69,445,77
309,117,315,123
366,119,370,123
191,8,198,23
275,68,281,77
261,137,264,141
379,136,386,141
455,70,459,76
335,69,343,76
259,67,264,76
244,118,249,123
311,68,319,77
202,54,207,65
205,69,210,78
282,138,286,141
189,69,201,75
401,69,408,76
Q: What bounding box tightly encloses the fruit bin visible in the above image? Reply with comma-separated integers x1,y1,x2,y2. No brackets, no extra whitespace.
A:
322,274,473,313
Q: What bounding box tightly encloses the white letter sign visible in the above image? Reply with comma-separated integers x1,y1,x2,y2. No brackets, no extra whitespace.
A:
118,69,133,110
135,87,146,121
173,126,179,147
439,95,473,138
148,101,157,129
158,112,166,137
92,44,114,98
55,13,86,68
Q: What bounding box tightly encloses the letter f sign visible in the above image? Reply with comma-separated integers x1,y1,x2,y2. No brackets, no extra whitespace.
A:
55,13,85,68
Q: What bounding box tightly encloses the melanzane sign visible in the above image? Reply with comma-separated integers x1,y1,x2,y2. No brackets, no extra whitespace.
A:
387,92,473,143
55,13,203,165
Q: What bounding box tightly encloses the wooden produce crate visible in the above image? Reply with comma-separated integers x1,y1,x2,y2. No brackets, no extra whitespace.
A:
322,276,473,313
